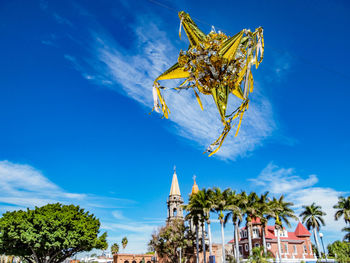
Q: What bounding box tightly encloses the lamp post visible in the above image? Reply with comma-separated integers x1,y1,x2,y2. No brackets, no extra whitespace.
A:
319,232,327,262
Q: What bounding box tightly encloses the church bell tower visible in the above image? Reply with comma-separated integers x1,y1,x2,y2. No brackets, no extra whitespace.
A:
167,167,184,223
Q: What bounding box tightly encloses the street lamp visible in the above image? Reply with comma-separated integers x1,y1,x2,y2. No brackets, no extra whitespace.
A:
319,232,327,262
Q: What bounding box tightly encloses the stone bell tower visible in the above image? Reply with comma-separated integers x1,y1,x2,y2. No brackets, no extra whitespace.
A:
167,166,184,223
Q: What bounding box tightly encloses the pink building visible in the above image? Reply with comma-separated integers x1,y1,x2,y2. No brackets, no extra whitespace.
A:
229,219,316,260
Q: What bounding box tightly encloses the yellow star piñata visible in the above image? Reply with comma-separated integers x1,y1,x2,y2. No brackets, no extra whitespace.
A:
153,11,264,156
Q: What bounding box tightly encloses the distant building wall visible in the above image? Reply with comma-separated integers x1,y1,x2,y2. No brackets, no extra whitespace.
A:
113,254,153,263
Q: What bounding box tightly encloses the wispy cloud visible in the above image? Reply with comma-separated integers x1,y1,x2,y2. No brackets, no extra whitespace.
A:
63,16,276,160
53,13,74,27
0,160,155,253
251,162,347,240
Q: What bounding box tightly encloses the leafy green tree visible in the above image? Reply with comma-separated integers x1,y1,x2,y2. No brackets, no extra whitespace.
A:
212,187,231,263
247,247,272,263
111,243,119,255
334,196,350,224
327,241,350,263
268,196,297,262
121,237,128,251
299,203,326,258
0,203,107,263
148,219,200,263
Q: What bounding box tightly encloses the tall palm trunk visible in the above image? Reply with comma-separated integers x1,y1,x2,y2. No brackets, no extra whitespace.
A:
234,219,240,263
220,219,225,263
247,221,253,256
313,228,321,258
276,227,282,262
202,221,207,263
196,224,200,263
261,224,267,256
207,219,213,256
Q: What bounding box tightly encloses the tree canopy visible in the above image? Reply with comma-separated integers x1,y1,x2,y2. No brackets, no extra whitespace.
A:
0,203,107,263
148,220,203,263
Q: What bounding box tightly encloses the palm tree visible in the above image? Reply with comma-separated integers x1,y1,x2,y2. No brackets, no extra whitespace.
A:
212,187,231,263
300,203,326,258
268,195,298,262
111,243,119,255
184,204,201,263
186,189,214,263
122,237,128,251
224,190,247,263
244,192,260,256
256,192,272,256
342,226,350,242
334,196,350,224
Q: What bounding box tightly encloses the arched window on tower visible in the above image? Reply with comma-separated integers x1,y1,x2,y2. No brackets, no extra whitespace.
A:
173,208,177,217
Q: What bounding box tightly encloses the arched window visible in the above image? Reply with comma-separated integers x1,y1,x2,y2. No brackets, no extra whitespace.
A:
124,261,129,263
132,260,137,263
147,261,151,263
173,208,177,217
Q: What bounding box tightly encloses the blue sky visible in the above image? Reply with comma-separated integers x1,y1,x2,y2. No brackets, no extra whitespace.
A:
0,0,349,254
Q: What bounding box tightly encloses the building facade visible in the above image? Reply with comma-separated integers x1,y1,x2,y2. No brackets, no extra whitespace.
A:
113,254,153,263
229,218,316,261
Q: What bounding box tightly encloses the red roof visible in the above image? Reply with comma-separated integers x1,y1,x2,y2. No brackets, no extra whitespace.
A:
251,218,261,224
294,222,311,237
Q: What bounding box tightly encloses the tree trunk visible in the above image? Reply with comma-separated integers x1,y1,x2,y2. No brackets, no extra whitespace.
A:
196,224,200,263
220,219,225,263
262,224,267,256
247,222,253,256
207,219,213,256
202,221,207,263
276,227,282,262
313,228,322,258
234,220,240,263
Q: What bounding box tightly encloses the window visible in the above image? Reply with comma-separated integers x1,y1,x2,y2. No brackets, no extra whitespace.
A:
280,244,284,253
303,245,307,253
173,208,177,217
239,246,243,256
253,227,260,238
244,230,248,237
267,243,271,249
245,244,248,251
284,244,288,254
309,244,312,254
293,245,297,254
254,243,260,247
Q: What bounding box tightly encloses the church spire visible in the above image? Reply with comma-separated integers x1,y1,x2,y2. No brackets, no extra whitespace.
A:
191,175,199,195
167,166,183,223
169,166,181,196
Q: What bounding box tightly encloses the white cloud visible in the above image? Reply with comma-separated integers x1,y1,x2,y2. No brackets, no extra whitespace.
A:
251,162,318,194
251,162,347,240
112,210,126,220
0,160,155,253
65,17,276,160
0,160,86,207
